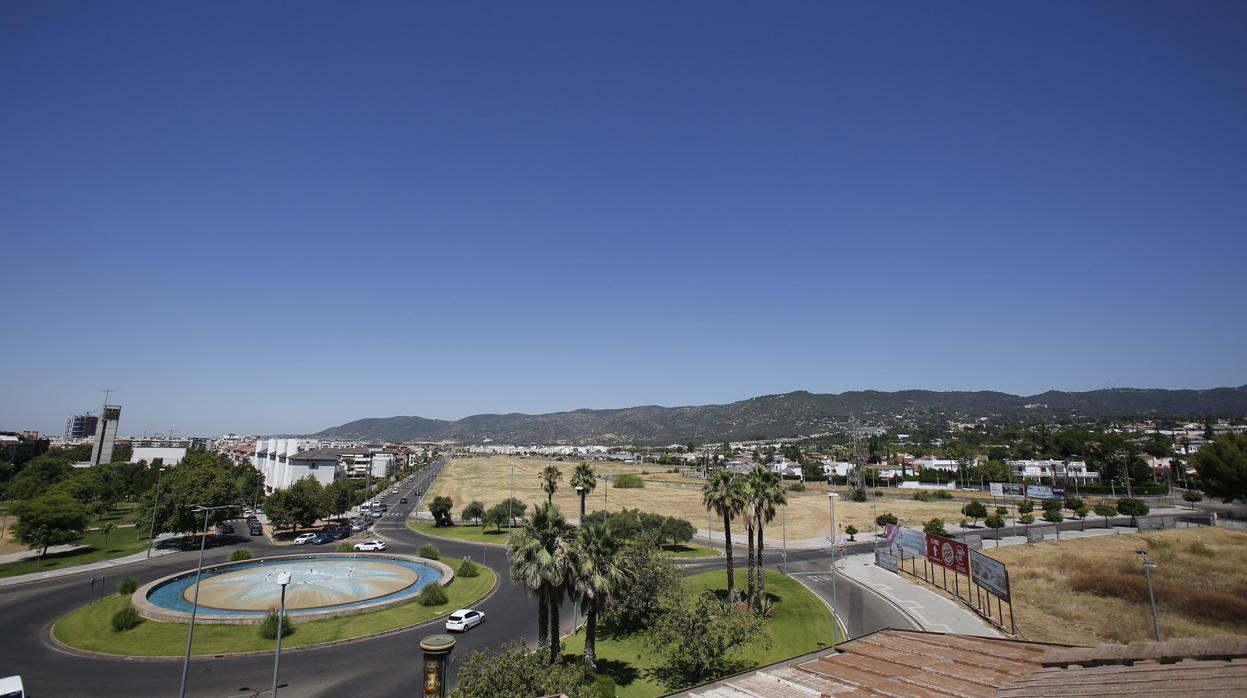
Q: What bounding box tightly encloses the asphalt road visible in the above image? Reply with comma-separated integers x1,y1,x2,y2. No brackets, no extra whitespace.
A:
0,459,570,698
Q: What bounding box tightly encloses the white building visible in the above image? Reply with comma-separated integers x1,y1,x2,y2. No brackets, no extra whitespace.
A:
131,446,188,466
253,439,399,492
1006,459,1099,482
911,457,963,472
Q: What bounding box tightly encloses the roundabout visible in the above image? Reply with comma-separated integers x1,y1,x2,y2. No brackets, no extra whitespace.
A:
135,553,451,623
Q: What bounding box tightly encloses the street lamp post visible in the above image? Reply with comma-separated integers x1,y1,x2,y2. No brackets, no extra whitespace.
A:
508,464,514,532
178,504,236,698
1138,550,1162,641
575,485,585,525
271,571,291,698
146,465,166,559
827,492,839,639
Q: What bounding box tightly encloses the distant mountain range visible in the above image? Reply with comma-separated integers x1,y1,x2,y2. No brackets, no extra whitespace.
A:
308,386,1247,445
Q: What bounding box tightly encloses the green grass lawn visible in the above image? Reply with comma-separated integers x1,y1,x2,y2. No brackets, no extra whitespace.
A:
561,571,840,698
658,543,717,559
53,556,496,656
408,521,515,545
0,522,149,578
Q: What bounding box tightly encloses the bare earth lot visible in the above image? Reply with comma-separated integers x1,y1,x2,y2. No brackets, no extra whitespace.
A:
986,526,1247,645
425,456,982,543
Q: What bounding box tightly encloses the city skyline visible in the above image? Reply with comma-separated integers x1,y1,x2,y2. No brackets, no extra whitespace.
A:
3,1,1245,436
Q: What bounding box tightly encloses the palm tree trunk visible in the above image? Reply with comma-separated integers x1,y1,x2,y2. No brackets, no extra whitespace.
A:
584,605,597,669
579,493,586,524
548,592,561,665
537,587,549,646
746,520,755,600
757,521,766,603
722,515,735,592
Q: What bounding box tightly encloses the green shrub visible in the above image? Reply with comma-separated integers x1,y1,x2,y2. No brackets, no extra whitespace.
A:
417,583,449,606
933,490,954,500
110,602,142,632
911,491,934,502
786,482,805,492
259,607,294,639
335,542,354,552
228,548,253,562
457,557,480,578
418,544,440,560
613,474,644,489
117,576,138,596
1188,541,1215,558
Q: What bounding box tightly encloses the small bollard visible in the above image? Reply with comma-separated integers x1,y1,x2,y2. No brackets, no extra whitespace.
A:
419,633,456,698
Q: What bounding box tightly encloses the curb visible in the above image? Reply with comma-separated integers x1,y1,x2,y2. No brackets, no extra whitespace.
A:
786,572,851,643
46,559,502,662
832,564,926,633
0,546,182,589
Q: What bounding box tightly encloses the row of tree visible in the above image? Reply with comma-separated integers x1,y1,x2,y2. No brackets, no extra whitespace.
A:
701,466,786,609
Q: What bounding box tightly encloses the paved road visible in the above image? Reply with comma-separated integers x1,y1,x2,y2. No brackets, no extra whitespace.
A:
0,459,568,698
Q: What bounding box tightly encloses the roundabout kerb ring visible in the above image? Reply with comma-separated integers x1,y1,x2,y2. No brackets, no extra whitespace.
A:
132,553,453,625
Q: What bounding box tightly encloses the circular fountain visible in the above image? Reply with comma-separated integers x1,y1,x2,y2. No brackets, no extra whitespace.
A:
134,554,453,624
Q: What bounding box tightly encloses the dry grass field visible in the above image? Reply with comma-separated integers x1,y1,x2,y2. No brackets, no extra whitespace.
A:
986,526,1247,645
424,456,978,543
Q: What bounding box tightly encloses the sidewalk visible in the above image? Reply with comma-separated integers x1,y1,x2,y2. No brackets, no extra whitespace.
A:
0,534,181,589
836,552,1003,637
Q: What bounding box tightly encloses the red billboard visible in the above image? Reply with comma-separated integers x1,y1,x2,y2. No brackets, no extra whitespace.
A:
925,533,969,575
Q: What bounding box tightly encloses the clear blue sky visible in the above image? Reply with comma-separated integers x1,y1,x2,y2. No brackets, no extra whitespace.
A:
2,1,1244,437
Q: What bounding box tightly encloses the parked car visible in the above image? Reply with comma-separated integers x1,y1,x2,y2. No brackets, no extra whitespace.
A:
218,523,235,534
249,524,263,536
312,532,334,545
354,539,386,551
445,609,485,632
0,675,25,698
350,522,364,532
293,533,317,545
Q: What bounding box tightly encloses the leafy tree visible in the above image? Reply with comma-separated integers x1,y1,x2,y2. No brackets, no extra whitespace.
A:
961,500,987,527
1093,500,1117,528
325,478,356,519
100,522,115,549
1018,513,1034,536
450,641,591,698
984,513,1005,541
601,538,681,635
1183,489,1203,508
462,500,485,525
875,512,898,527
650,590,769,685
1041,498,1062,513
1192,432,1247,502
1042,508,1064,538
12,493,89,560
482,504,509,532
1017,499,1034,516
702,470,746,593
612,473,644,488
1115,497,1149,526
285,477,329,529
262,489,296,530
1063,496,1085,512
660,516,696,547
844,524,858,541
134,452,257,535
428,496,454,527
496,497,526,527
923,518,948,537
1074,505,1089,530
569,461,597,523
540,465,562,505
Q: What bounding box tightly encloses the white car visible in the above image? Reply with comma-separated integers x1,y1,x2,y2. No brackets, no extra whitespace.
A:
0,675,24,698
445,608,485,632
293,533,317,545
354,539,387,551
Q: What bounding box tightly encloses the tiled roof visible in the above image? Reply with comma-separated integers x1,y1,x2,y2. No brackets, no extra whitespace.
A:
997,636,1247,697
679,630,1059,697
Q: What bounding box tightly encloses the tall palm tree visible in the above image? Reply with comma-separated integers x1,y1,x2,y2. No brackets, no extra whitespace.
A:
749,465,787,604
569,461,597,524
508,501,575,663
541,465,563,505
573,524,632,669
702,470,746,592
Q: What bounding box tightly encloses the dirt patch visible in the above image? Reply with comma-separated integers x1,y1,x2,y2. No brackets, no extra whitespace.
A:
985,526,1247,644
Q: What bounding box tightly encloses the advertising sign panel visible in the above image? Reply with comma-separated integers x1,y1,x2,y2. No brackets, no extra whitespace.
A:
1025,484,1065,500
990,482,1024,497
925,533,970,575
970,548,1010,601
886,524,926,557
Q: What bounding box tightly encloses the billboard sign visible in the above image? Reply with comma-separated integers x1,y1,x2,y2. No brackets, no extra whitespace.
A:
926,533,970,575
990,482,1024,497
1025,484,1065,500
886,524,926,557
970,548,1010,601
